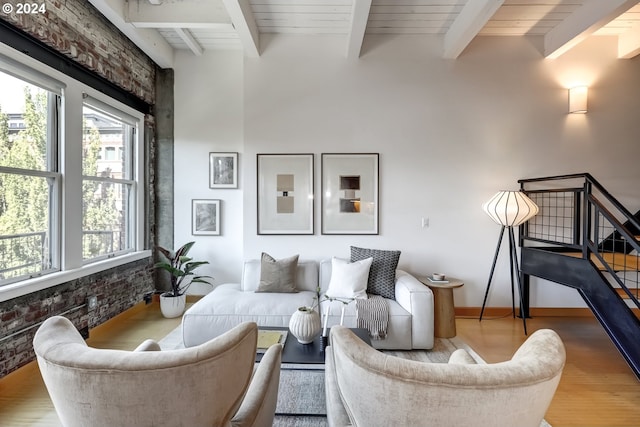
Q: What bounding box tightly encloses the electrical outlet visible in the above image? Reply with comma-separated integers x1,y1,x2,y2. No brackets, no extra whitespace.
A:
143,292,153,305
88,295,98,311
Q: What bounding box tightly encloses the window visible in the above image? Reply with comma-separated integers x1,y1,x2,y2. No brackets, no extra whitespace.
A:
0,69,60,284
0,50,146,295
82,102,136,261
104,146,117,160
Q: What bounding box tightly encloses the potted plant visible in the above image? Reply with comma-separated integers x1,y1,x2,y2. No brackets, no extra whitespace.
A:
155,241,212,318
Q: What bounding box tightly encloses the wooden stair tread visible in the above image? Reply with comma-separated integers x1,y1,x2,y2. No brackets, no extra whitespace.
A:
563,252,639,271
615,288,639,300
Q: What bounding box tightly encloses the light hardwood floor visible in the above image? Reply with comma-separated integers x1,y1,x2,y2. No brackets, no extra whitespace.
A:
0,303,638,426
456,314,640,427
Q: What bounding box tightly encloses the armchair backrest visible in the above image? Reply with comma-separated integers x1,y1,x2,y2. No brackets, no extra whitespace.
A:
34,316,259,427
328,326,565,427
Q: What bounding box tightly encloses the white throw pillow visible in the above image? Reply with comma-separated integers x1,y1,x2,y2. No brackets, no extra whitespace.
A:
325,257,373,299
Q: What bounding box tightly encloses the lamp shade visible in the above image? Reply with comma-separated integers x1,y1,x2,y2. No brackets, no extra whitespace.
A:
568,86,588,114
483,190,539,227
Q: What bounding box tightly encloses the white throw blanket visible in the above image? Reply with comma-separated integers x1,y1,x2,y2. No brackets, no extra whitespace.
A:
355,295,389,340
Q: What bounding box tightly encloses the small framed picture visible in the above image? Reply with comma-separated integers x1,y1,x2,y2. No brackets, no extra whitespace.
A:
192,199,221,235
209,152,238,188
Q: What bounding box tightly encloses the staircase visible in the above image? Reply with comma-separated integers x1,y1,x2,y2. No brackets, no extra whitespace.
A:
518,173,640,380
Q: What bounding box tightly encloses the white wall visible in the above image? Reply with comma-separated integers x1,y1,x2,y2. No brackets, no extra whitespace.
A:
173,50,244,289
175,35,640,308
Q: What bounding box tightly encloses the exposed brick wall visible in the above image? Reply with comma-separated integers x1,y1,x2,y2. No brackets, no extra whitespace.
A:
0,258,155,377
0,0,157,104
0,1,163,378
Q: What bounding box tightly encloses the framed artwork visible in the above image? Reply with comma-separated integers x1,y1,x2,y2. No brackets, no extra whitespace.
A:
257,153,314,235
321,153,379,235
192,199,221,235
209,152,238,188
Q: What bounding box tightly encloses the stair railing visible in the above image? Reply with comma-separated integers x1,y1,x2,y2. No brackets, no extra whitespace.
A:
518,173,640,309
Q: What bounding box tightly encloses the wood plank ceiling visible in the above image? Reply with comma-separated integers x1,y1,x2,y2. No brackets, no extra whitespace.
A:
89,0,640,68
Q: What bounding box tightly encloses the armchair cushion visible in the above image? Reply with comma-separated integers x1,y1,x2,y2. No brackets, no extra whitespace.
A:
448,348,478,365
350,246,400,299
133,339,161,352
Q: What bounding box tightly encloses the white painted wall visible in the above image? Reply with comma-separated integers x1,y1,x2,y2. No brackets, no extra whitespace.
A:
173,50,244,290
175,35,640,308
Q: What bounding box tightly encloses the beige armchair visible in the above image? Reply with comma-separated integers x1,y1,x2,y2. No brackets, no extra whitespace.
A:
33,316,282,427
325,326,565,427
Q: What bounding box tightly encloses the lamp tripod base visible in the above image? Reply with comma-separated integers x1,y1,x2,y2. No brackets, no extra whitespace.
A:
479,226,528,335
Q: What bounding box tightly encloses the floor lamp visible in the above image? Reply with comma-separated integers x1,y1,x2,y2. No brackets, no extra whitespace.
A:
479,190,539,335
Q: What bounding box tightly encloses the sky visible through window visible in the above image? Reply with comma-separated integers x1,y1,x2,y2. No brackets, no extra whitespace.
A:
0,72,28,113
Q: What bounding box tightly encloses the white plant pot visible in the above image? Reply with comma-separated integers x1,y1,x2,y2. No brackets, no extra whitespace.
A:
289,307,321,344
160,293,186,318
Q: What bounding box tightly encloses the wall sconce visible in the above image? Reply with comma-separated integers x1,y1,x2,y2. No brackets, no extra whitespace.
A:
568,86,588,114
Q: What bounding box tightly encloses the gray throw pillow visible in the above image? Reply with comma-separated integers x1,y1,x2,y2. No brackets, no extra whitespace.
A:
256,252,299,293
350,246,400,300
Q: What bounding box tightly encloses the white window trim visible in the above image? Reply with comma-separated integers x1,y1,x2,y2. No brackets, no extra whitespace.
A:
0,53,65,95
0,41,149,302
0,250,152,302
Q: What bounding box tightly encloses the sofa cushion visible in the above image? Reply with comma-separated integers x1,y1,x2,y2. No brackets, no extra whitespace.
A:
325,257,372,300
320,297,412,349
350,246,400,300
256,253,299,293
183,285,317,347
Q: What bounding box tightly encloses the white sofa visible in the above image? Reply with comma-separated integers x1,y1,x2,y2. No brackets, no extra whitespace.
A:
319,259,434,350
182,259,318,347
182,258,434,350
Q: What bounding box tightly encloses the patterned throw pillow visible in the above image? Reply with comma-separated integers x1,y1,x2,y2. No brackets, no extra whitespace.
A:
350,246,401,300
255,253,299,293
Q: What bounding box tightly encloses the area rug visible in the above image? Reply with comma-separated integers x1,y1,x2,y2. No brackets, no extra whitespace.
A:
158,327,551,427
276,369,325,416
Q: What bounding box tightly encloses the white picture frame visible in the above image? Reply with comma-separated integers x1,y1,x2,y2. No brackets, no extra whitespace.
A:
209,152,238,188
257,153,314,235
321,153,379,235
192,199,221,235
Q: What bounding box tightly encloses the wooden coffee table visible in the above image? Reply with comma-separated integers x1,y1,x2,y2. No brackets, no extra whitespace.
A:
256,327,371,367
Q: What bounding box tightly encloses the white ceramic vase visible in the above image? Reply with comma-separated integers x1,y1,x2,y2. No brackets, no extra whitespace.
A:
159,293,186,318
289,307,321,344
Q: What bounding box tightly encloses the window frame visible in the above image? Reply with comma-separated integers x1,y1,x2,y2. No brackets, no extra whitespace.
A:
0,44,150,303
0,68,62,285
81,99,138,263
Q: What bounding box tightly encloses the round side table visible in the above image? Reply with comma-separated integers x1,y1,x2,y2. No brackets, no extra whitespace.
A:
419,277,464,338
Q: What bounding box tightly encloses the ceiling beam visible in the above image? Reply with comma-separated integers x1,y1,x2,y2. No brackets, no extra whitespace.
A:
221,0,260,57
345,0,372,59
89,0,174,68
443,0,504,59
618,25,640,59
126,0,231,28
544,0,638,59
175,28,203,56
